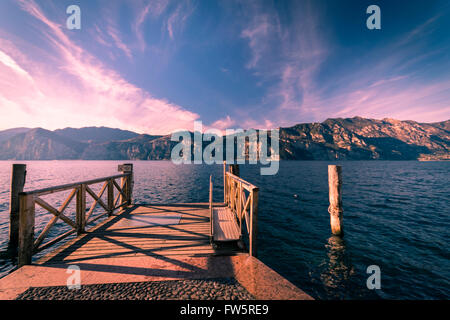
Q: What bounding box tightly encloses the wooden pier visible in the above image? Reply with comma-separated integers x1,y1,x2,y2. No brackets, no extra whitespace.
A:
0,163,312,300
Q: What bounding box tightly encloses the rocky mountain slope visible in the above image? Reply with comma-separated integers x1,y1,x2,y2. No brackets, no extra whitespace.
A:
0,117,448,160
279,117,450,160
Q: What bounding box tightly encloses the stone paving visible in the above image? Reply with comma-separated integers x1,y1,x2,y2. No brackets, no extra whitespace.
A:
16,278,255,300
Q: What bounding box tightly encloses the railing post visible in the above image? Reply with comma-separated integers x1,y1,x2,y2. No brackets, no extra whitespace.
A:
223,161,227,205
231,180,235,213
229,164,239,213
108,179,114,216
18,194,35,267
119,163,133,205
76,184,86,235
229,164,240,177
238,182,242,236
249,188,259,257
209,175,213,238
9,164,27,251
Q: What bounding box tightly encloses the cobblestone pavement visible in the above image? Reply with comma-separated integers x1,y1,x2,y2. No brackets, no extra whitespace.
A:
16,278,254,300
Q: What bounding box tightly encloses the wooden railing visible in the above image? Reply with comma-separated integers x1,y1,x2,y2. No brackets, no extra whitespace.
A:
224,170,259,257
209,175,213,239
18,164,134,266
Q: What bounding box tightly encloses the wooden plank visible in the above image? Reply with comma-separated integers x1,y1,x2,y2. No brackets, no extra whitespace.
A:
36,203,247,266
113,179,126,203
21,174,130,196
225,172,258,192
86,184,109,212
212,207,240,241
33,188,77,251
118,164,133,172
35,197,76,229
85,182,108,221
35,229,76,253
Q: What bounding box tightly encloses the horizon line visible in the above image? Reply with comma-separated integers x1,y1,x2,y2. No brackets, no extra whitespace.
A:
0,115,449,136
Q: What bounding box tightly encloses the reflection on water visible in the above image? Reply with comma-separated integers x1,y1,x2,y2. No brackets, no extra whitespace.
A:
0,160,449,299
320,236,355,298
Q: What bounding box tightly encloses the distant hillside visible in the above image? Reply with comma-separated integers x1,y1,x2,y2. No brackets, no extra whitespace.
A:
0,128,86,160
80,134,168,160
54,127,139,143
0,117,449,160
279,117,450,160
0,128,30,143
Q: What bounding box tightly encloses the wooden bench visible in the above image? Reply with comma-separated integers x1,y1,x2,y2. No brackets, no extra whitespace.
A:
212,206,240,241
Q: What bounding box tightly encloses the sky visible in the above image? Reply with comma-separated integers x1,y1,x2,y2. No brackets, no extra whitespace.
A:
0,0,449,134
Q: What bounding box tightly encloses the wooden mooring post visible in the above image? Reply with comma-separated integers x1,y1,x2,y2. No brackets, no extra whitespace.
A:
9,164,27,251
229,164,240,177
328,165,343,236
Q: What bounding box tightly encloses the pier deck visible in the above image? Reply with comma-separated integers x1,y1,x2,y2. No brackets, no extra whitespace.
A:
1,163,313,300
0,203,312,300
39,203,243,264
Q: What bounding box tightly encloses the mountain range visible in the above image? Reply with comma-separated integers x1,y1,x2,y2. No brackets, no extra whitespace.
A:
0,117,448,161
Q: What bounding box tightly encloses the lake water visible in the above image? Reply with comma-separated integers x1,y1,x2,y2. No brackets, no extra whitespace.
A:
0,161,449,299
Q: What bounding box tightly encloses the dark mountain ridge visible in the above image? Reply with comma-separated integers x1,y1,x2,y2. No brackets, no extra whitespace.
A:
54,126,139,143
0,118,448,160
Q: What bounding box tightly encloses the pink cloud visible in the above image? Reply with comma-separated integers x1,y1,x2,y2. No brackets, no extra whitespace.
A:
209,116,236,130
0,0,200,134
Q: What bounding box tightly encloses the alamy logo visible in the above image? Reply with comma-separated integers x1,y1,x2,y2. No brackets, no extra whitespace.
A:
366,5,381,30
66,5,81,30
66,265,81,289
171,121,279,175
366,265,381,290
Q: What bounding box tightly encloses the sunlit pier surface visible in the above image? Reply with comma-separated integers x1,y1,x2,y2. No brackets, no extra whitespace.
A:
0,164,312,300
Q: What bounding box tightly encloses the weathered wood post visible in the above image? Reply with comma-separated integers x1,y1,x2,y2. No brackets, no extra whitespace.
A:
209,175,213,238
9,164,27,250
229,164,240,177
107,178,114,216
119,163,133,205
76,184,86,235
228,164,239,211
250,187,259,257
223,161,227,205
18,193,35,266
328,165,343,236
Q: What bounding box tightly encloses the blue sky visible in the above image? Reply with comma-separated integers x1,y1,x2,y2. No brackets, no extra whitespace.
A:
0,0,449,134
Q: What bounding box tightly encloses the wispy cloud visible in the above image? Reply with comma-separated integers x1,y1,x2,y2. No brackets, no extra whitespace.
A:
239,0,328,127
1,0,448,134
0,50,33,81
134,0,169,51
166,0,195,40
238,1,449,127
0,0,199,133
106,24,133,59
241,14,275,69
